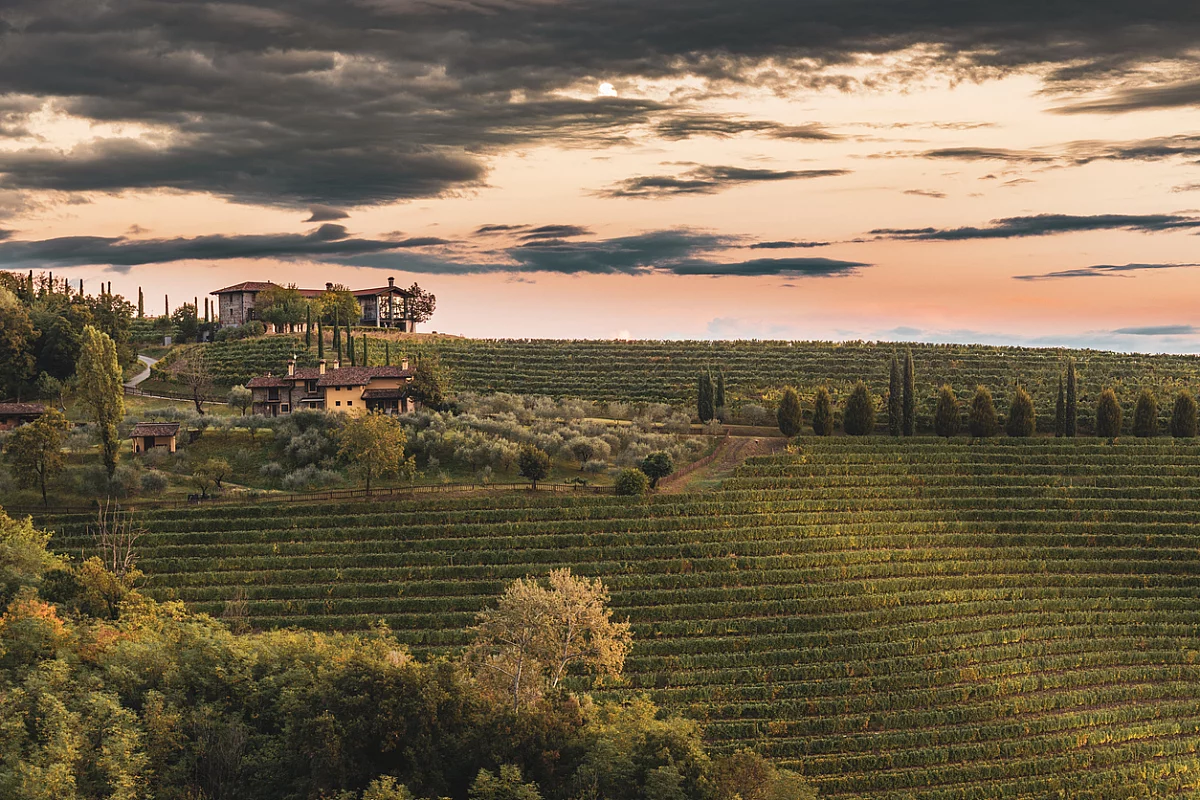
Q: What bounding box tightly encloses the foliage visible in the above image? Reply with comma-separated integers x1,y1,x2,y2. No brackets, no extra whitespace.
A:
214,320,266,342
257,284,308,332
614,468,650,496
228,384,253,415
934,384,959,438
1095,388,1122,439
171,301,200,342
1006,386,1036,438
714,371,727,419
76,326,125,477
1172,390,1198,438
410,355,449,409
638,452,674,488
176,347,214,415
1055,376,1066,438
3,408,71,505
1132,389,1158,438
191,457,231,499
1065,359,1078,437
337,412,414,492
0,287,36,400
776,387,802,437
902,349,916,436
888,354,902,437
842,382,874,436
518,445,551,488
967,385,998,438
406,283,437,324
317,285,362,326
697,372,715,424
811,387,833,436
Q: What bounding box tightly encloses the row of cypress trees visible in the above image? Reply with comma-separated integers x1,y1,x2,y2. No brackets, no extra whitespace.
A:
696,370,727,423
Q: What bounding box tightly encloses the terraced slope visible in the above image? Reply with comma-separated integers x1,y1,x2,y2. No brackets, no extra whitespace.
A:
40,439,1200,798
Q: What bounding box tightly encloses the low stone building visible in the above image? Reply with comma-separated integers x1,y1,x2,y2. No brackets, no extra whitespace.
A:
131,422,180,454
213,277,420,331
246,359,416,416
0,403,46,430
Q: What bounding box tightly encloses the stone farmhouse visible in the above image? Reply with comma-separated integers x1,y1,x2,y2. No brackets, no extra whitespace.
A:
0,403,45,431
212,277,419,331
246,358,417,417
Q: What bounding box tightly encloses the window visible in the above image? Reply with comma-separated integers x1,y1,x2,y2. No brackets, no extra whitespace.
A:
306,380,317,394
281,404,290,412
268,388,279,401
347,401,353,407
335,401,341,407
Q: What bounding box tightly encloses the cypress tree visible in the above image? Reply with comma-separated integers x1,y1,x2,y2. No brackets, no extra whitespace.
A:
1007,386,1036,437
137,288,144,318
934,385,959,438
1172,390,1198,438
968,385,998,438
777,386,802,437
305,305,312,349
1054,376,1066,438
317,320,325,358
362,335,369,366
843,382,875,436
1065,360,1078,437
348,324,356,366
888,354,902,436
697,372,715,422
385,341,391,366
902,349,916,436
1132,389,1158,438
812,386,834,436
1095,388,1122,439
715,371,726,413
334,314,342,362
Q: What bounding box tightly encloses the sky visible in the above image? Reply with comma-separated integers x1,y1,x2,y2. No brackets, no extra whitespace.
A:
1,1,1200,349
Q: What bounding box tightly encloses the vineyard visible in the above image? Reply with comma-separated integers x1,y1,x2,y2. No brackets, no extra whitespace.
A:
38,437,1200,799
164,336,1200,433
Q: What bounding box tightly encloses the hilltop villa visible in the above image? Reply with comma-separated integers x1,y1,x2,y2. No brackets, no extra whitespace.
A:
246,358,417,417
213,277,419,331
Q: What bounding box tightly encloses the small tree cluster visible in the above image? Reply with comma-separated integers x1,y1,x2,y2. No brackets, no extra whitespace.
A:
777,386,803,437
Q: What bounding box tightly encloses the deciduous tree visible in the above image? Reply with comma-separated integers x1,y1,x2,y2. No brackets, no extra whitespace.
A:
615,468,650,496
337,412,413,493
410,355,449,409
76,326,125,477
406,283,437,324
3,408,71,505
228,385,252,415
0,287,36,400
177,348,214,415
638,452,674,488
517,444,551,489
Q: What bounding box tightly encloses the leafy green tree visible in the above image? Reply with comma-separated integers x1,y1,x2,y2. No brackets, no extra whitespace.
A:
697,372,715,423
888,354,902,436
967,385,998,438
317,284,362,325
228,384,253,415
471,766,542,800
518,445,551,489
171,302,200,342
1055,376,1066,438
410,355,449,409
1006,386,1036,438
638,452,674,488
0,287,36,400
615,468,650,496
843,382,875,436
1133,389,1158,438
1065,359,1078,437
934,384,959,438
1096,388,1122,439
1172,390,1198,438
258,285,308,334
812,386,834,436
4,408,71,506
903,349,916,436
76,326,125,477
338,412,413,492
406,283,437,324
777,386,803,437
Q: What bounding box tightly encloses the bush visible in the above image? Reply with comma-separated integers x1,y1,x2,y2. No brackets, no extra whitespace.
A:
638,452,674,488
776,387,802,437
1006,387,1036,437
934,385,959,438
1096,388,1122,439
738,404,774,426
140,470,169,495
812,387,834,436
1132,389,1158,438
968,386,998,438
214,320,266,342
843,383,875,436
281,465,343,491
259,461,286,481
1172,390,1198,438
614,468,650,496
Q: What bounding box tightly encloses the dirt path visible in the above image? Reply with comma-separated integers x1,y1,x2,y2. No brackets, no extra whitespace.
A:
658,435,786,494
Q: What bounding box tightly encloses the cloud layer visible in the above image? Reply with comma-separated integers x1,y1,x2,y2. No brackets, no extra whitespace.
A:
597,166,851,199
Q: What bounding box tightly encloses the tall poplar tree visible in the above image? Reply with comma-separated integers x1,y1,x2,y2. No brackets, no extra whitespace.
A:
903,349,916,436
305,305,312,349
888,354,902,436
76,326,125,478
1065,360,1078,437
1055,376,1066,438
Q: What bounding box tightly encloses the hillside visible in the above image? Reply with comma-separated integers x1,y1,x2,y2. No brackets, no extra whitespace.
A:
39,437,1200,799
164,336,1200,434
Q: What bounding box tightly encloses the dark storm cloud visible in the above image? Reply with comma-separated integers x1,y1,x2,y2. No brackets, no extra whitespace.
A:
1113,324,1199,335
748,240,831,249
0,1,1197,207
1013,262,1200,280
1055,78,1200,114
669,257,867,277
872,214,1200,241
304,205,350,223
597,165,851,199
917,136,1200,167
0,225,449,269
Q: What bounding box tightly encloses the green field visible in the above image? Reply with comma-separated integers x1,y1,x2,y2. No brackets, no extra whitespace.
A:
37,437,1200,798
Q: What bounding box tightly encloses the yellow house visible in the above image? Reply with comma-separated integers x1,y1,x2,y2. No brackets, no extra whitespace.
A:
131,422,180,454
247,359,417,416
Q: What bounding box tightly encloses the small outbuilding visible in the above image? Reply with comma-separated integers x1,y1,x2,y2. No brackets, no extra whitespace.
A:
131,421,180,454
0,403,46,430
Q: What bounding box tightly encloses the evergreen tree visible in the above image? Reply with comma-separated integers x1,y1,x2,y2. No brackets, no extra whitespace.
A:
137,287,144,318
362,334,369,366
888,354,902,436
697,372,715,423
1172,390,1198,438
1096,388,1122,439
385,341,391,365
843,382,875,436
968,385,998,438
903,349,916,436
347,322,355,366
1054,376,1066,438
934,385,959,438
1132,389,1158,438
1065,360,1078,437
317,319,325,358
1007,386,1036,437
812,386,834,436
305,305,312,349
715,371,727,417
776,386,803,437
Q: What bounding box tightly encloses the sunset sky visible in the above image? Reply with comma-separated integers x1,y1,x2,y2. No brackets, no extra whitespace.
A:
1,1,1200,348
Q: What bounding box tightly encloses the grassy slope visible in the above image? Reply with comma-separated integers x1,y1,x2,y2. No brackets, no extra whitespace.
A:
36,437,1200,799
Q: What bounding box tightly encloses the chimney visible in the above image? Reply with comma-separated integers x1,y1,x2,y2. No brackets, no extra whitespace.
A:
325,282,334,291
332,359,340,371
388,276,395,288
287,357,296,377
401,358,409,371
318,359,326,375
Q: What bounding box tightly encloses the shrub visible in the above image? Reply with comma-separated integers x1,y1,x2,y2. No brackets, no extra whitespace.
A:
1132,389,1158,438
1006,387,1036,437
843,383,875,436
1095,388,1122,439
281,465,343,491
738,404,774,426
214,320,266,342
776,387,802,437
614,468,650,496
934,385,959,438
1172,390,1198,438
517,445,551,488
638,452,674,488
140,470,169,495
968,385,998,438
812,387,834,436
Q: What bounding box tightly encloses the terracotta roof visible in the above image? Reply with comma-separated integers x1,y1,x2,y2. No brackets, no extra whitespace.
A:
292,367,322,380
211,281,279,294
130,422,180,437
247,375,289,388
361,388,409,400
317,365,413,387
0,403,46,416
